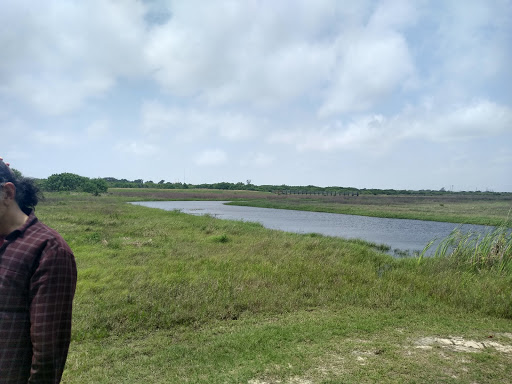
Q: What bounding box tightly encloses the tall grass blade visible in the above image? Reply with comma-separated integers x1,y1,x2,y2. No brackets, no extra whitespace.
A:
424,224,512,271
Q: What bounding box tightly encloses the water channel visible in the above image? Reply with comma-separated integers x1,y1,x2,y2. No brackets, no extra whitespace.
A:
131,201,494,256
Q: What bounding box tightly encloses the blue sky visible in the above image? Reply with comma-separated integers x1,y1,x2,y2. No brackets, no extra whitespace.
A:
2,0,511,191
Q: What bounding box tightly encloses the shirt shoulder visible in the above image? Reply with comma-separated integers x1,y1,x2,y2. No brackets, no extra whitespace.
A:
1,218,73,275
27,220,73,256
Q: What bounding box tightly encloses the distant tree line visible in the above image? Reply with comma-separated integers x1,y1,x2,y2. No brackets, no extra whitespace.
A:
24,172,508,196
100,177,508,196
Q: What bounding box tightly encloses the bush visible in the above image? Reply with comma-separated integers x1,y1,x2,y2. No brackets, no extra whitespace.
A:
82,178,108,196
43,173,108,195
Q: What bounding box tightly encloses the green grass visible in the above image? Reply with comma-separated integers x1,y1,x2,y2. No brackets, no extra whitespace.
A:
32,192,512,383
226,194,512,227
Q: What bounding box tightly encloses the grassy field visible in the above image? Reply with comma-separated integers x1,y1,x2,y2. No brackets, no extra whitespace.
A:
109,188,512,226
35,191,512,383
227,194,512,227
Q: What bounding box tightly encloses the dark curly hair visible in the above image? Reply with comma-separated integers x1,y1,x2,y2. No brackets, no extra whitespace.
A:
0,160,40,215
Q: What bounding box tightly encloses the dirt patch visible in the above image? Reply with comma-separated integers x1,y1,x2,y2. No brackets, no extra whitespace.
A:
415,336,512,353
248,334,512,383
350,348,385,366
248,378,313,384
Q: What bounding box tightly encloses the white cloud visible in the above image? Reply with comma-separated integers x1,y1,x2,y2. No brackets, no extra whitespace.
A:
141,101,256,141
407,100,512,141
140,0,419,116
32,131,70,146
271,100,512,152
195,149,228,166
270,115,396,152
491,149,512,166
0,0,148,115
0,113,29,135
86,119,110,139
206,41,334,108
367,0,419,30
144,1,363,109
115,141,159,156
240,152,274,168
144,1,239,96
423,0,512,101
141,101,187,135
1,115,32,162
217,113,256,140
6,73,115,116
2,150,30,162
319,28,415,116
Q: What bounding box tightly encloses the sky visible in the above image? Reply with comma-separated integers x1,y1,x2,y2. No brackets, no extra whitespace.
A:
1,0,511,192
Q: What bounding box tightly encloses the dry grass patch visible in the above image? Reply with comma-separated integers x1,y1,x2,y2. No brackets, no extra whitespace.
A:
248,378,313,384
415,335,512,353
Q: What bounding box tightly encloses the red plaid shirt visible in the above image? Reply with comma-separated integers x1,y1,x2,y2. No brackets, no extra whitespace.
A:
0,212,77,383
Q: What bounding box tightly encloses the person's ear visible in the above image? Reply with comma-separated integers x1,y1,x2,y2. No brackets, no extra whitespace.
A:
1,182,16,201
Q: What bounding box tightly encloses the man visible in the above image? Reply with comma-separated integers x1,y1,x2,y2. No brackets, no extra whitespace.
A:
0,158,77,383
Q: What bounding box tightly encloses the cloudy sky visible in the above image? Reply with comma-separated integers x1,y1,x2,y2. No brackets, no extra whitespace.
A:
1,0,511,191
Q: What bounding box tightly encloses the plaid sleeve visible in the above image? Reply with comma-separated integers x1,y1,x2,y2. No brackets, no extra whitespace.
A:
28,240,77,383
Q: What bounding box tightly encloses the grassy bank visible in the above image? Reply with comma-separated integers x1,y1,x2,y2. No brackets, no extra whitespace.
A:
227,195,512,227
35,192,512,383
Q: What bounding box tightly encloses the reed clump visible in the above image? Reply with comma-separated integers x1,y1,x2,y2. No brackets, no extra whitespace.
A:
424,224,512,271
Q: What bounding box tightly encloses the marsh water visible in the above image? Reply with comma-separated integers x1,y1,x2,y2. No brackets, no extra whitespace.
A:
131,201,494,256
